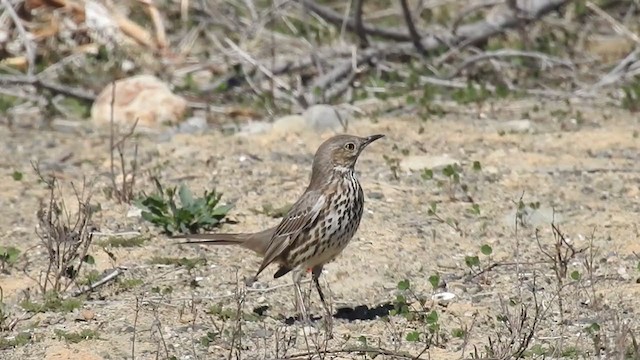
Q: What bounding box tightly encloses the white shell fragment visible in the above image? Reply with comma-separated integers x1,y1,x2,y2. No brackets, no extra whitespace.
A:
432,292,457,303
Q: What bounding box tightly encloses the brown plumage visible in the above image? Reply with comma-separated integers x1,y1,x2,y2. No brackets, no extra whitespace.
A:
176,133,384,324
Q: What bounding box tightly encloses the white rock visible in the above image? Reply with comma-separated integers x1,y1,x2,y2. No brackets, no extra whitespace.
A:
126,207,142,218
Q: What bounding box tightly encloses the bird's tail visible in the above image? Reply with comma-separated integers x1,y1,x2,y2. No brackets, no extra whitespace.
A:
174,227,275,256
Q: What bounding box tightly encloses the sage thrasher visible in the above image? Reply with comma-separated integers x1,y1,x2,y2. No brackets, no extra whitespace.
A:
176,134,384,324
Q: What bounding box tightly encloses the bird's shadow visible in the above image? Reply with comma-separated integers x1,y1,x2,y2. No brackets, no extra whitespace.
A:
254,301,396,325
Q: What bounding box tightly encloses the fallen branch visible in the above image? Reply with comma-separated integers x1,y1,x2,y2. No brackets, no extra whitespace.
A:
447,49,575,78
0,74,96,101
69,267,125,298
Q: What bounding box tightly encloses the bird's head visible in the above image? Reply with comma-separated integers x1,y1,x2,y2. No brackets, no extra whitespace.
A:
313,134,385,173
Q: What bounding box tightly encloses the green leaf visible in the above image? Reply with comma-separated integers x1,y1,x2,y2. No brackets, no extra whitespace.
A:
358,335,367,345
465,256,480,268
480,244,493,256
452,328,465,338
442,165,455,177
211,204,233,217
11,171,23,181
472,161,482,171
0,246,20,264
428,274,440,289
397,279,410,291
428,201,437,215
468,204,481,215
82,255,95,265
426,310,438,324
570,270,581,281
405,331,420,342
421,169,433,180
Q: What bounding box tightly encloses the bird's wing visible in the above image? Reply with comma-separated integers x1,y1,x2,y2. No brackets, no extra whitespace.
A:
253,190,326,277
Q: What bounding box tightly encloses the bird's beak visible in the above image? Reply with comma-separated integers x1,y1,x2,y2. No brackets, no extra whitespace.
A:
363,134,385,146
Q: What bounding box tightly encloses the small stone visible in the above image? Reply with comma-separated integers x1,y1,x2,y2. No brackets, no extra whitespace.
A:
617,266,630,280
78,309,95,321
126,206,142,218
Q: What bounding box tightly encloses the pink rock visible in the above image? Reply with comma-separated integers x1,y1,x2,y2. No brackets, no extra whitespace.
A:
91,75,187,128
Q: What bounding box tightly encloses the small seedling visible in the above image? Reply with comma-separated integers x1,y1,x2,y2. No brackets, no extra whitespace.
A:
622,79,640,112
427,202,463,235
199,331,219,347
465,244,493,273
149,256,206,271
95,235,147,248
150,285,173,295
20,292,83,313
383,155,400,180
0,332,32,350
11,171,23,181
117,278,143,291
0,246,20,273
428,274,440,289
135,178,232,235
54,329,99,343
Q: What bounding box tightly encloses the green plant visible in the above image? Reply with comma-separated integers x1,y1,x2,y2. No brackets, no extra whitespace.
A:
0,332,32,349
148,256,206,270
199,331,219,347
423,161,481,202
427,201,462,235
11,171,23,181
20,292,83,313
54,328,99,343
135,178,232,235
621,79,640,112
382,155,400,180
95,235,148,248
391,279,445,347
465,244,493,274
0,246,20,273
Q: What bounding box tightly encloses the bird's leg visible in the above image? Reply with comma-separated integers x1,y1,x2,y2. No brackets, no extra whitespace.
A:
292,269,310,325
312,265,333,335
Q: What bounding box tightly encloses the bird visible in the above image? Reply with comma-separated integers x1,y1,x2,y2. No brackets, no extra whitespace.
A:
175,133,384,326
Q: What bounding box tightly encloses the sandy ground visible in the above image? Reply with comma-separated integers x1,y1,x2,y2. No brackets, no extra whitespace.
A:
1,98,639,359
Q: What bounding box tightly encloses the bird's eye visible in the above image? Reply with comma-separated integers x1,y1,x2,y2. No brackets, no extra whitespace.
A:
344,142,356,151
